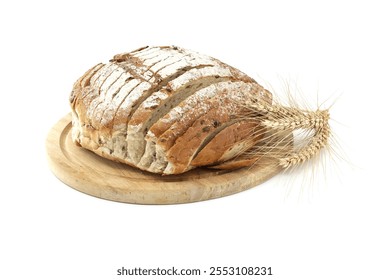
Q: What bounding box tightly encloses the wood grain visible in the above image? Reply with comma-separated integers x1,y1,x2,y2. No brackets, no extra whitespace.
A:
46,114,284,204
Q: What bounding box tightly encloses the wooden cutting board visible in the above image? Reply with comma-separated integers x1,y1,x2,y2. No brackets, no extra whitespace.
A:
46,114,284,204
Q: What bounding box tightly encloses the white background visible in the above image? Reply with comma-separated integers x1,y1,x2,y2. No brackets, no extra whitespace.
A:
1,0,389,279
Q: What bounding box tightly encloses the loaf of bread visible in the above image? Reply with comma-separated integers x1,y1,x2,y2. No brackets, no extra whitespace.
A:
70,46,272,175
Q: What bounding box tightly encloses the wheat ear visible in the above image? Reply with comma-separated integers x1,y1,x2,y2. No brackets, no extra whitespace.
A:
239,97,331,169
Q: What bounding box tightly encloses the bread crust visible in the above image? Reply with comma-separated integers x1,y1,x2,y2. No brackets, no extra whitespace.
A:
191,121,259,167
70,46,272,174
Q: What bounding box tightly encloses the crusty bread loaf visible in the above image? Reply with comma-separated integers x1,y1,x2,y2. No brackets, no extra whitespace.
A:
70,46,272,175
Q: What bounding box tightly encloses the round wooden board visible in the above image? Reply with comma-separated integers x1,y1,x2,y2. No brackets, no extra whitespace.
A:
46,114,283,204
